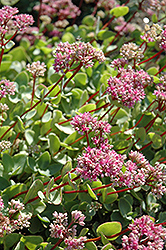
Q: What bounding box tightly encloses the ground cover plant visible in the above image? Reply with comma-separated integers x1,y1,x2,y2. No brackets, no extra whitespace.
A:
0,0,166,249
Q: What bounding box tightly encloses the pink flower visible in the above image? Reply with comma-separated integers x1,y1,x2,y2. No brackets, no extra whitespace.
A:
13,14,34,32
0,79,16,100
76,146,126,181
122,215,166,250
53,41,105,73
33,0,81,19
0,196,4,211
71,112,111,135
107,68,153,108
0,198,31,237
0,6,34,38
64,236,86,250
49,210,86,249
71,210,86,226
26,61,47,77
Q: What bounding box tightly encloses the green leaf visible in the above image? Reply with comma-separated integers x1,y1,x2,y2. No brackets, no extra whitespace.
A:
24,179,43,204
111,210,129,228
152,13,158,23
110,6,129,17
158,212,166,223
118,197,132,217
37,214,50,223
14,71,29,87
37,151,51,170
100,187,118,204
79,228,89,237
31,200,46,215
2,153,14,173
15,116,25,133
14,240,26,250
9,102,24,120
78,103,96,113
84,242,97,250
42,112,52,123
0,126,12,140
21,236,43,250
49,188,62,205
25,110,36,120
55,123,75,134
79,90,89,107
61,161,72,177
25,129,35,145
0,61,12,72
62,32,75,43
48,133,60,155
148,132,163,149
101,243,114,250
2,183,26,199
96,222,122,240
9,46,28,61
1,0,20,5
20,38,31,49
5,40,15,50
4,233,22,250
82,15,95,26
0,177,10,190
45,177,54,199
64,131,77,144
136,127,146,142
86,183,98,200
75,72,87,86
97,30,115,40
147,67,158,76
63,183,78,202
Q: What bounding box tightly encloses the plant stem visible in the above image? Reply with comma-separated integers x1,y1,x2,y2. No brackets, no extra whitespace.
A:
138,49,164,65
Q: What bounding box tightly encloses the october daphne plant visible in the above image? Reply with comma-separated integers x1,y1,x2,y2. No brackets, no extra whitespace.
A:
0,1,166,250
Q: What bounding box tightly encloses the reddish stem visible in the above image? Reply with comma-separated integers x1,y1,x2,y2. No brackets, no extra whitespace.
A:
0,70,68,141
25,175,80,204
155,63,166,76
138,49,164,65
50,239,63,250
110,107,120,123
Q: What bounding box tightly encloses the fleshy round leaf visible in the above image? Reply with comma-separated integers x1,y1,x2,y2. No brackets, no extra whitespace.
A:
118,197,132,217
86,183,98,200
96,222,122,240
110,6,129,17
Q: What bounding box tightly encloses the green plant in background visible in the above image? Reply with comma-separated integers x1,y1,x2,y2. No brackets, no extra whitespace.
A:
0,0,166,249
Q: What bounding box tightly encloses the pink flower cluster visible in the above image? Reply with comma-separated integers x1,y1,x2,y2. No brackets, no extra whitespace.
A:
76,146,126,181
121,151,166,198
77,147,166,197
114,17,136,35
110,58,128,69
71,112,111,135
0,196,31,237
26,61,47,77
49,210,86,249
140,24,166,51
153,74,166,110
160,27,166,51
107,68,153,108
34,0,81,20
53,41,105,73
0,6,34,39
97,0,117,12
0,79,16,100
122,215,166,250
